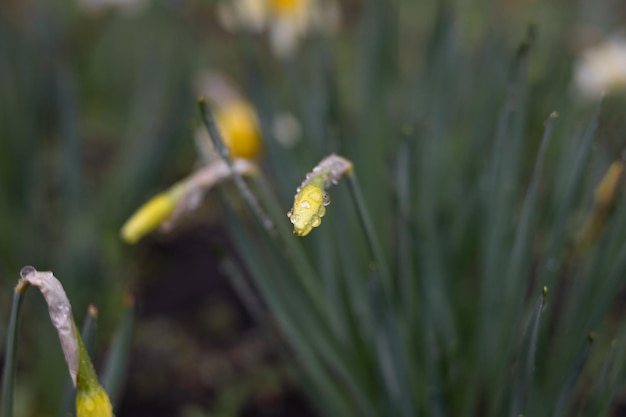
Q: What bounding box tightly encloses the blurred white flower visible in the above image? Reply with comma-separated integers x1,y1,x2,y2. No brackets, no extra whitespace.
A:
217,0,268,33
574,36,626,100
78,0,149,16
216,0,340,58
272,111,302,148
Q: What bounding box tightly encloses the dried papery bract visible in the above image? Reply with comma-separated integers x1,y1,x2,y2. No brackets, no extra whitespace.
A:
288,154,352,236
16,266,79,386
14,267,113,417
162,159,259,231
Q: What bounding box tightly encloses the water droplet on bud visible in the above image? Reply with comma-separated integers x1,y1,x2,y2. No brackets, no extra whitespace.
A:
311,215,322,227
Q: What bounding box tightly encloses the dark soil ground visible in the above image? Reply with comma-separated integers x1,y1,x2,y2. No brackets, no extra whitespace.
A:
117,225,316,417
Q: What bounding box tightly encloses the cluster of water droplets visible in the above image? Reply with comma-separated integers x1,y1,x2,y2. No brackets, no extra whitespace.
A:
287,185,332,235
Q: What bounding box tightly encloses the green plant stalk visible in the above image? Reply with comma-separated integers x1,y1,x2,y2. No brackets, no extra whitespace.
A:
346,173,392,298
510,287,548,416
197,99,330,326
102,297,134,411
395,140,417,325
370,272,416,417
539,102,601,291
60,305,99,417
197,97,273,231
223,206,375,416
1,291,25,417
552,333,594,417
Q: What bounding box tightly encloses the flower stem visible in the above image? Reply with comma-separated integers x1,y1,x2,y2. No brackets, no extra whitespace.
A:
197,97,274,232
198,98,330,324
1,291,25,417
346,172,392,297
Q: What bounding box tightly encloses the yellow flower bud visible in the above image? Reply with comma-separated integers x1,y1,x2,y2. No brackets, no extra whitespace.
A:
287,155,351,237
270,0,308,15
214,100,262,160
76,384,113,417
575,160,624,253
121,187,183,244
288,184,329,236
595,160,624,209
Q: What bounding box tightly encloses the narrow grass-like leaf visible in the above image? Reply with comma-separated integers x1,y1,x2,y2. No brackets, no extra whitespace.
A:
395,140,417,322
223,207,376,417
552,333,594,417
200,100,331,328
198,98,273,232
102,297,134,411
222,256,356,417
505,112,557,300
539,102,602,290
370,272,417,417
464,29,533,417
582,332,626,417
346,173,392,299
248,175,333,329
1,291,25,417
503,114,556,417
510,287,548,416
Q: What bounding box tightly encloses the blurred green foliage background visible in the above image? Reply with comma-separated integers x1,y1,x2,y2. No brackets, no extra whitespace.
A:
2,0,626,416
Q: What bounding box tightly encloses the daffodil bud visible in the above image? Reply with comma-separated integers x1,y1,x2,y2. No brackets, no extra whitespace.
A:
214,100,263,160
120,185,184,244
594,160,624,209
288,154,352,236
288,184,330,236
121,160,259,243
575,160,624,253
76,384,113,417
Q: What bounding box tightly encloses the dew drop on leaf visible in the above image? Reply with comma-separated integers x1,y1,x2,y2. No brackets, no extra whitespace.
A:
20,266,36,279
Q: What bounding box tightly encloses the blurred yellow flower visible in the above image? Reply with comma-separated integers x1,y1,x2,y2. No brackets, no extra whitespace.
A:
574,36,626,100
270,0,305,15
575,160,624,253
216,0,340,58
214,100,263,159
76,385,113,417
121,186,183,244
595,160,624,208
